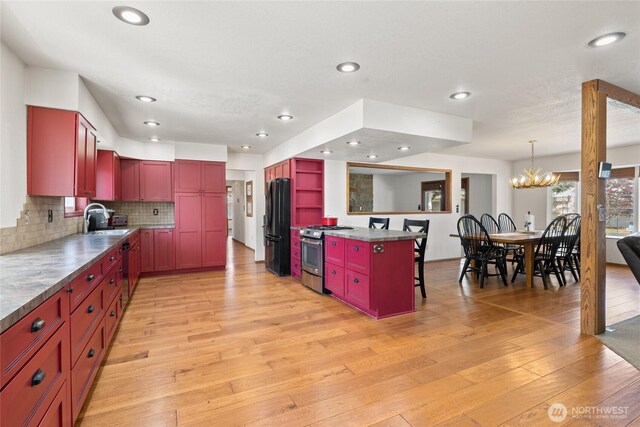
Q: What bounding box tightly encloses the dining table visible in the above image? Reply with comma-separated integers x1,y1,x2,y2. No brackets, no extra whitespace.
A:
451,231,543,288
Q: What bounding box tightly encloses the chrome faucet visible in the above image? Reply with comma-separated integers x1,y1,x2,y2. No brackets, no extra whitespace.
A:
83,203,110,234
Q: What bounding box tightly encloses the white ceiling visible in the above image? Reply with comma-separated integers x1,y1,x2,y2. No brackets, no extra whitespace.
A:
2,1,639,161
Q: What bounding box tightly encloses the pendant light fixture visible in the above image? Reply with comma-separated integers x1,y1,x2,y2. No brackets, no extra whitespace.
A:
510,140,560,189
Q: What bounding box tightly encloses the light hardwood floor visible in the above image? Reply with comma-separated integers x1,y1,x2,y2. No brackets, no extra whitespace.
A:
77,239,640,426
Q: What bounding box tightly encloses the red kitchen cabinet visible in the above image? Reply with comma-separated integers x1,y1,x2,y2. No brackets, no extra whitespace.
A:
175,160,225,193
290,229,301,280
27,106,97,198
38,381,70,427
175,193,203,269
1,324,69,427
120,159,140,201
154,228,175,271
323,236,414,318
95,150,121,201
140,229,155,273
71,321,105,422
140,161,173,201
175,160,226,270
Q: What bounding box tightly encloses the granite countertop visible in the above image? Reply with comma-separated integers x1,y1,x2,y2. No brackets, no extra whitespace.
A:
323,226,425,242
132,223,175,229
0,232,132,333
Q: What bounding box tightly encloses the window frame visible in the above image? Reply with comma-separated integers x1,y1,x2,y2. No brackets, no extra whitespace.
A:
64,197,88,218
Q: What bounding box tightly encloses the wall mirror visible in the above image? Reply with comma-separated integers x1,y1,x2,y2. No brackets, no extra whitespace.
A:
347,162,452,214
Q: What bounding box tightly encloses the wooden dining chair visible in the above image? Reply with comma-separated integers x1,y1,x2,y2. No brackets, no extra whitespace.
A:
403,218,430,298
369,217,390,229
498,212,523,264
481,214,500,234
511,216,567,289
457,215,508,288
556,215,581,285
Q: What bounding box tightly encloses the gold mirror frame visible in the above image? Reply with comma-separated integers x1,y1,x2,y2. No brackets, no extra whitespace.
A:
346,162,452,215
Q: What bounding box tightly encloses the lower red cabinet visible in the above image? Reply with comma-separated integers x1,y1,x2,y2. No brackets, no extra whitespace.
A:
323,237,414,318
291,229,301,279
71,321,106,422
140,229,155,273
0,325,69,427
39,381,70,427
70,282,105,365
154,228,175,271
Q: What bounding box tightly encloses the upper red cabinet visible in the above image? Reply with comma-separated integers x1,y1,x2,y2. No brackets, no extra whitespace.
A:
175,160,225,193
140,161,173,201
120,159,173,202
27,106,97,198
95,150,121,201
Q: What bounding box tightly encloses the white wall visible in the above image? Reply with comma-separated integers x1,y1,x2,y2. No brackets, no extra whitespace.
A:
462,173,494,217
0,43,27,228
25,66,78,111
229,180,245,244
372,175,397,212
244,170,257,251
174,141,227,162
326,151,513,261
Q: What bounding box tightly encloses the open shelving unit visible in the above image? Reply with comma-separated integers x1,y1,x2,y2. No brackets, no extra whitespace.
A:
290,158,324,227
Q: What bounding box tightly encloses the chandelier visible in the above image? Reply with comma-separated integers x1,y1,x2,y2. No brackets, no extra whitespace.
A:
510,140,560,189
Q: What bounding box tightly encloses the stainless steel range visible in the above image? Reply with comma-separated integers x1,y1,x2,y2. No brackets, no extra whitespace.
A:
300,225,354,293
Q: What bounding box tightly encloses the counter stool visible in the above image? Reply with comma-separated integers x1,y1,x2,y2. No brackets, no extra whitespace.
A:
403,218,430,298
369,217,390,229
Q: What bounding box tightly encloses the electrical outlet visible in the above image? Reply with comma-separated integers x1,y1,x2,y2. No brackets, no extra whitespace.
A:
48,210,53,223
24,210,30,225
153,208,159,216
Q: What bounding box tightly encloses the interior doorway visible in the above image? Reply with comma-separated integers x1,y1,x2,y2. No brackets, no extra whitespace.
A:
226,185,233,233
460,177,469,215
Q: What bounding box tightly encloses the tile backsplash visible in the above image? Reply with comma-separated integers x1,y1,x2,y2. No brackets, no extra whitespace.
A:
104,202,174,225
0,198,175,255
0,196,83,255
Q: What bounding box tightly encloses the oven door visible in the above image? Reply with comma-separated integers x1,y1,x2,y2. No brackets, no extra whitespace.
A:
301,237,323,276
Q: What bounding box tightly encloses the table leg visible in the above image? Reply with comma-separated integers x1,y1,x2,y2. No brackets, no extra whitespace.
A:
524,241,534,288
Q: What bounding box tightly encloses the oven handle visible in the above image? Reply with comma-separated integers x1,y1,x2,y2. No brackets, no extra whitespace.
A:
300,237,323,246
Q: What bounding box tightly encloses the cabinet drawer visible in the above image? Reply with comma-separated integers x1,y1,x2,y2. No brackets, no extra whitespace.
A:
70,282,105,366
38,381,69,427
345,270,370,309
103,260,122,308
68,261,103,312
101,247,120,273
291,229,300,239
105,292,122,344
1,287,68,388
71,321,106,423
325,236,345,266
325,263,345,298
290,238,301,260
0,325,69,427
345,240,371,274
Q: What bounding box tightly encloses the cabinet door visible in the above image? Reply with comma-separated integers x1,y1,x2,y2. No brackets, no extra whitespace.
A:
174,160,202,193
281,160,290,178
74,116,88,197
140,161,173,201
345,270,370,309
345,240,371,274
27,106,76,196
84,123,97,198
140,230,155,273
154,229,175,271
114,152,121,200
202,193,226,267
325,263,345,297
325,236,345,267
175,193,202,269
120,160,140,201
202,162,225,193
95,150,118,200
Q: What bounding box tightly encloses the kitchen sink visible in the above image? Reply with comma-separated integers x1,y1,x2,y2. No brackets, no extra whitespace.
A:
86,229,132,236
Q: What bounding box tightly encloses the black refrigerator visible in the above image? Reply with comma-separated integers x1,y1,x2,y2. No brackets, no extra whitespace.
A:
265,178,291,276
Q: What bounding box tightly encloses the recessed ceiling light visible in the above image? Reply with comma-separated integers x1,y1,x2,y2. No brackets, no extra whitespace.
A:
337,62,360,73
346,140,361,146
144,121,160,127
398,146,411,151
320,149,333,155
256,132,269,138
277,114,293,121
241,145,251,150
450,92,471,100
112,6,150,26
136,95,156,103
588,32,626,47
149,137,161,142
366,154,378,159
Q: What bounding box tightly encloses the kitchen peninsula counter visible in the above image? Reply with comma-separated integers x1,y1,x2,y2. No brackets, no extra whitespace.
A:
323,226,424,242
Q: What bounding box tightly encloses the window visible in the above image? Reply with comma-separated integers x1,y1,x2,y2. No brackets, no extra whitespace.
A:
64,197,87,217
421,180,447,212
550,172,579,217
605,167,638,236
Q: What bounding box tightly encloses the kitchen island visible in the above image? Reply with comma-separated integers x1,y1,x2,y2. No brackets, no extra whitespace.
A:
322,226,424,319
